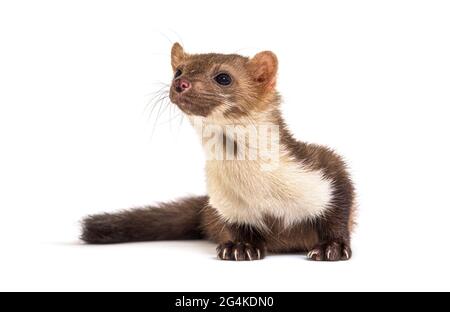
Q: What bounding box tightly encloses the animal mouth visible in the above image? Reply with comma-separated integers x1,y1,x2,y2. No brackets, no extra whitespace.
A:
177,98,193,107
169,88,217,117
169,92,195,114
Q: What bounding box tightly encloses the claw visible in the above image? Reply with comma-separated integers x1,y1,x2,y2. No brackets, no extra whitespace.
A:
343,249,350,260
246,250,253,261
222,248,228,260
217,242,265,261
307,250,319,259
308,243,352,261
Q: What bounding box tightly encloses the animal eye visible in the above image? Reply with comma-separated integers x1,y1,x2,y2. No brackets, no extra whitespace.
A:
214,73,232,86
174,69,182,78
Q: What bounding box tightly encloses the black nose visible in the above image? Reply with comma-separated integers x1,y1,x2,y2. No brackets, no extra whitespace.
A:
174,78,191,93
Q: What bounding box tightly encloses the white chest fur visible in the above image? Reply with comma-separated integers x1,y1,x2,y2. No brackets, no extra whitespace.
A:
205,155,334,229
188,115,334,229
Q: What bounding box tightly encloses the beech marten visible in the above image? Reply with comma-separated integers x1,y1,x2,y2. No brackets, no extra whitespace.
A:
81,43,356,261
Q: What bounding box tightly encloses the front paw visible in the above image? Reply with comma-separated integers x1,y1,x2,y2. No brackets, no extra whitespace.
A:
217,241,265,261
307,242,352,261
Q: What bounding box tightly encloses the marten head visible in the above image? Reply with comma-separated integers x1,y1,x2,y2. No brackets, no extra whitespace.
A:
169,43,278,119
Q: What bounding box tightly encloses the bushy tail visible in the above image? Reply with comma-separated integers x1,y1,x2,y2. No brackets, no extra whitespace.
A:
81,196,209,244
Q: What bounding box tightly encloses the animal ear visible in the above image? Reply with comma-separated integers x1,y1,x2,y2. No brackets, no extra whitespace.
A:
171,42,185,71
249,51,278,91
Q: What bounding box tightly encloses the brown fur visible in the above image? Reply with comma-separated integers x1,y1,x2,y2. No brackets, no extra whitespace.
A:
81,43,356,262
82,196,208,244
201,206,319,253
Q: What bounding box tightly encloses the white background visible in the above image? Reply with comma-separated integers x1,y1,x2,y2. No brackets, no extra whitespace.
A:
1,0,449,291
